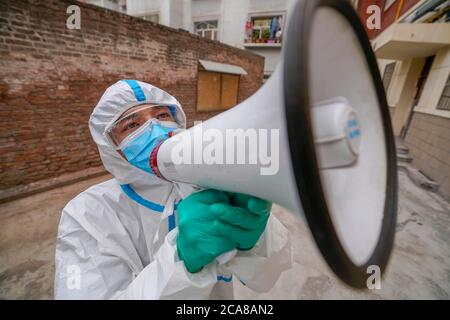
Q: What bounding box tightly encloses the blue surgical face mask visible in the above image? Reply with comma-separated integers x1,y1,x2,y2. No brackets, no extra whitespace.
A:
119,119,178,174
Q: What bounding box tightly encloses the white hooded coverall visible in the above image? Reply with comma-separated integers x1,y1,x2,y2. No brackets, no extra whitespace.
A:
54,80,292,299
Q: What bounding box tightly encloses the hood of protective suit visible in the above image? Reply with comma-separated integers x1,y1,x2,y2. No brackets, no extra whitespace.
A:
89,80,186,186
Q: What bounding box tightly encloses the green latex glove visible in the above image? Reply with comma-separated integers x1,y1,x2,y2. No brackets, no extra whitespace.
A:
176,189,237,273
210,192,271,251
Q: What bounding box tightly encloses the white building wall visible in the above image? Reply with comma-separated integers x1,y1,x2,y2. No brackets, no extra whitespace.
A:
256,49,283,75
249,0,290,12
126,0,191,30
126,0,161,16
219,0,249,47
169,0,186,29
192,0,221,18
181,0,193,31
101,0,121,11
126,0,298,76
85,0,123,12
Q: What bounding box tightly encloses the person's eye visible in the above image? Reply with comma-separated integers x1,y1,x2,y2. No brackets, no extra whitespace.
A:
122,122,140,132
156,112,171,120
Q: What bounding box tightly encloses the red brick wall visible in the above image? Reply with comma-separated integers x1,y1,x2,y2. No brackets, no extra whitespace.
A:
0,0,264,191
356,0,421,39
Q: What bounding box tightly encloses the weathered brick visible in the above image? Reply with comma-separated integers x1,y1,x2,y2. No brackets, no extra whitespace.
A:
0,0,264,191
5,38,32,46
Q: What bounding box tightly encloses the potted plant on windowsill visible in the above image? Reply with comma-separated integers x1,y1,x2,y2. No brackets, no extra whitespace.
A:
252,30,261,44
262,28,270,43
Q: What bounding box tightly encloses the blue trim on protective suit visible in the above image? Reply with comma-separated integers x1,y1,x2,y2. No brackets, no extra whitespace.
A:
122,79,146,102
168,201,180,231
168,105,177,118
120,187,232,277
168,213,176,231
122,80,178,120
217,275,233,283
120,185,179,232
120,184,164,212
168,201,181,231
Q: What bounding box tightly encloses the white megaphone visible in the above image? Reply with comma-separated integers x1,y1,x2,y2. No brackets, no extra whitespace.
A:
153,0,397,288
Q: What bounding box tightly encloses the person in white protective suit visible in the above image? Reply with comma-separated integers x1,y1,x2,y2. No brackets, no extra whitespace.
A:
54,79,292,299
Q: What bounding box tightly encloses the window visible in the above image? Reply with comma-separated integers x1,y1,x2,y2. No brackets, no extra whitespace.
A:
194,21,218,41
414,56,435,103
384,0,396,11
197,71,240,111
245,14,284,44
437,74,450,111
382,62,396,92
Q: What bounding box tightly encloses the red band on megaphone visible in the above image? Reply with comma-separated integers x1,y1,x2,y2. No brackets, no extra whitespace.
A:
150,140,165,180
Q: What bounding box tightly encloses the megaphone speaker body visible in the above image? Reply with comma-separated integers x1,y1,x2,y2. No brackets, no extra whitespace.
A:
155,0,397,288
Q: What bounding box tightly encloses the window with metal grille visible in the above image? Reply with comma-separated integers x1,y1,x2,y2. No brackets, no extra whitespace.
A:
247,15,284,44
382,62,395,92
194,21,218,41
437,74,450,111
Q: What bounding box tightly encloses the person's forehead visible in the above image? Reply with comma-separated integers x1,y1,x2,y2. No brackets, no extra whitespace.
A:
118,104,169,120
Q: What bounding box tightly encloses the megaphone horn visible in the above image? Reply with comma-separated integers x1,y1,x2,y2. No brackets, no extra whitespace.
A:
155,0,397,288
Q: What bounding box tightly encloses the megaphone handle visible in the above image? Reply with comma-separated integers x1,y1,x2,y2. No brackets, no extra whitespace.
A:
173,183,239,266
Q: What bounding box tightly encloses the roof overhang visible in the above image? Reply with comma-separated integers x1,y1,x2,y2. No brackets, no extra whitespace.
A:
372,23,450,60
199,59,248,75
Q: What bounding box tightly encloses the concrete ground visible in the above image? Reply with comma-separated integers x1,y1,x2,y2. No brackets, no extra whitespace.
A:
0,170,449,299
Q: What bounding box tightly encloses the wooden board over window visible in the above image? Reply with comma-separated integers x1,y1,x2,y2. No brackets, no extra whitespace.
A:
197,71,221,110
197,71,240,111
221,74,239,108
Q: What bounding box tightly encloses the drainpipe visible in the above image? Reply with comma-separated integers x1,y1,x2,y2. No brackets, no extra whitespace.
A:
395,0,405,21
